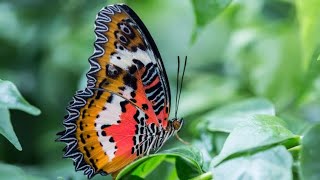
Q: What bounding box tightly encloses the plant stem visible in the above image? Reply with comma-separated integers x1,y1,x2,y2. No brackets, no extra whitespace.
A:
190,172,213,180
288,145,301,161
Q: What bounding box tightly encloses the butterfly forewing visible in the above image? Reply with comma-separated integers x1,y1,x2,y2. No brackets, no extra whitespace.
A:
90,4,170,126
58,4,173,178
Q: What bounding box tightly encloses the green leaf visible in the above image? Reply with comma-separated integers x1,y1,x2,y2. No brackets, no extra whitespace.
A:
143,157,179,180
175,156,203,179
212,146,293,180
166,147,203,179
0,80,41,115
191,0,233,43
163,146,203,168
300,123,320,180
39,162,96,180
0,162,46,180
116,147,203,180
0,162,25,179
193,132,227,169
212,115,299,166
213,132,229,156
0,108,22,151
206,98,275,133
116,154,166,180
296,0,320,70
192,0,232,27
129,155,167,178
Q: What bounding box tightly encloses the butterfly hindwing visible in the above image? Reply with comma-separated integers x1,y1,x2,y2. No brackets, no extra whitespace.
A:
58,4,173,178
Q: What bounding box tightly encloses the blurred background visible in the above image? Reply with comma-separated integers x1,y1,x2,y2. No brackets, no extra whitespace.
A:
0,0,319,179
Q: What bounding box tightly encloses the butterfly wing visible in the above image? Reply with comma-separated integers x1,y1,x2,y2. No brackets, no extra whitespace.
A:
89,4,170,126
58,4,172,178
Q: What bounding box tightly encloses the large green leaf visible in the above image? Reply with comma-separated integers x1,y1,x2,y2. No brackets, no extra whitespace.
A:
206,98,275,133
212,115,300,166
126,155,167,179
0,162,27,180
296,0,320,70
0,162,46,180
300,123,320,180
0,80,41,115
212,146,293,180
116,154,166,180
116,146,203,180
0,108,22,150
0,80,41,150
38,162,103,180
191,0,233,42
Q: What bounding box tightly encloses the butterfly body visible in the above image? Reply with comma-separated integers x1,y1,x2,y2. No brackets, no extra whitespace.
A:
57,4,183,178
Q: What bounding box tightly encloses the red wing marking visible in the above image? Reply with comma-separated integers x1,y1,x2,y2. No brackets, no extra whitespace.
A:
73,89,159,175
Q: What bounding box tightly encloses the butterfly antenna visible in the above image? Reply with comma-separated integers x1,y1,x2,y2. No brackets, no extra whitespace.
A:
176,56,187,115
175,56,180,119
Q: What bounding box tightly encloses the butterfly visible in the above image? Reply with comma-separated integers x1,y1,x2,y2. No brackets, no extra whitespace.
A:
57,4,186,179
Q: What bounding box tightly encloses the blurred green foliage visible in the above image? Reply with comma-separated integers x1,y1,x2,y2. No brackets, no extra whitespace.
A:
0,0,320,179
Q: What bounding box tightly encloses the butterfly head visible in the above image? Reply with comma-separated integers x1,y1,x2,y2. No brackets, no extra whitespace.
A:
172,118,184,132
171,118,189,145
